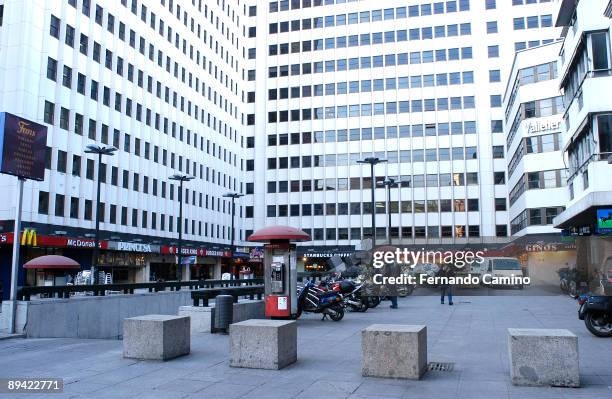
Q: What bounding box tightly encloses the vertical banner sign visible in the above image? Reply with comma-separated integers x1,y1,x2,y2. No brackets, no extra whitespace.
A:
0,112,48,180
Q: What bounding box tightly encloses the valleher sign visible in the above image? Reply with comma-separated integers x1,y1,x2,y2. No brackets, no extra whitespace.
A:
525,119,562,135
0,112,48,180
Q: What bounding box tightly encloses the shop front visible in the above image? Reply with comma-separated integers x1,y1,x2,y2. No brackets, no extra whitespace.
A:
0,231,103,292
232,246,264,279
297,246,355,274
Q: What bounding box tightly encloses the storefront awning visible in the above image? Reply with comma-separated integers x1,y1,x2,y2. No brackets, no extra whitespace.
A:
23,255,80,269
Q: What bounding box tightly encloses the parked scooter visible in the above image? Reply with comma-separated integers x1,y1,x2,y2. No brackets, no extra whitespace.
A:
578,294,612,337
296,280,344,321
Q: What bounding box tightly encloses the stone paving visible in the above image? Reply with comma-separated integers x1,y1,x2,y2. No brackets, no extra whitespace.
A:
0,294,611,398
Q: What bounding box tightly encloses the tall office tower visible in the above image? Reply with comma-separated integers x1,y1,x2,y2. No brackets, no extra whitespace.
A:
243,0,560,251
554,0,612,236
0,0,248,286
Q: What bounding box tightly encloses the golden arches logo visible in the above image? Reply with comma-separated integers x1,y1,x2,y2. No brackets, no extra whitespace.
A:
20,229,37,246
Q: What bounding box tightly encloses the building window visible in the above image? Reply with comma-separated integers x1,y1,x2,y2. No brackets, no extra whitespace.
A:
495,224,507,237
591,32,610,71
84,200,92,220
70,197,79,218
486,21,497,34
43,101,54,124
488,45,499,58
50,15,60,38
46,58,57,81
492,146,504,158
54,194,65,217
38,191,49,214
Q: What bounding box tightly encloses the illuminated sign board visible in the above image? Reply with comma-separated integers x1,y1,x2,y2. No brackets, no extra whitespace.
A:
0,113,48,180
597,209,612,234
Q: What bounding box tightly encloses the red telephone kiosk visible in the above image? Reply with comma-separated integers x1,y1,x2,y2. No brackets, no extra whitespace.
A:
248,226,311,318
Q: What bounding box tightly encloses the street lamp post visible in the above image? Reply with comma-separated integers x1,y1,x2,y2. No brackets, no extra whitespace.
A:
84,145,117,285
356,157,387,246
382,178,397,244
169,174,195,281
223,192,244,279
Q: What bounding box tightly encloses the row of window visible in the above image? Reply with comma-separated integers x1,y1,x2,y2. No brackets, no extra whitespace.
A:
45,54,242,162
287,224,509,241
266,72,477,100
48,17,241,126
269,0,470,15
246,171,506,194
514,38,556,52
510,207,564,235
263,197,506,219
509,169,568,206
268,24,472,55
45,147,238,199
62,0,243,104
512,0,552,5
508,133,561,178
42,101,241,180
505,60,558,122
512,15,553,30
38,190,239,239
265,46,477,78
262,122,486,147
267,97,479,122
265,146,487,170
264,172,482,194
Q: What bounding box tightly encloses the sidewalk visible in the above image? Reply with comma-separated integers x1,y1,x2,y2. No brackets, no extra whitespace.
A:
0,295,610,398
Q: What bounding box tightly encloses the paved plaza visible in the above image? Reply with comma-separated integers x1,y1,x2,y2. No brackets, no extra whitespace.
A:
0,294,611,399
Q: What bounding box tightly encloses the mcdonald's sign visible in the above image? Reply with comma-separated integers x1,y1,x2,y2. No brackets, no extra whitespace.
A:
20,229,37,246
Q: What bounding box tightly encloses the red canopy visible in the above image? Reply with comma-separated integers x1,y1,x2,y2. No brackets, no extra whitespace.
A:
23,255,81,269
248,226,311,242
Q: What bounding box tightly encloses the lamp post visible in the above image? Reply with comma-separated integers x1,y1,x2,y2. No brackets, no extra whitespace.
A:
357,157,387,246
381,178,397,244
223,192,244,279
84,144,117,285
169,174,195,281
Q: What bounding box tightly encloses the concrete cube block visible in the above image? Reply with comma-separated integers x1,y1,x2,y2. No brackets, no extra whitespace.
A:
178,305,213,333
123,314,190,360
229,319,297,369
508,328,579,387
362,324,427,379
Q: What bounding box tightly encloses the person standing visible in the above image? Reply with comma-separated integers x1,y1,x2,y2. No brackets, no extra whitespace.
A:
440,265,455,306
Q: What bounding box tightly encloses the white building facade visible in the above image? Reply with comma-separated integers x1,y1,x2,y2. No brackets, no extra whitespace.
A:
0,0,574,287
244,0,560,248
553,0,612,235
503,41,568,237
0,0,249,285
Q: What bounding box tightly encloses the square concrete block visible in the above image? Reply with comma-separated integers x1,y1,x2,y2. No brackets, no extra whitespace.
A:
508,328,579,387
123,314,190,360
178,305,213,333
229,319,297,369
362,324,427,379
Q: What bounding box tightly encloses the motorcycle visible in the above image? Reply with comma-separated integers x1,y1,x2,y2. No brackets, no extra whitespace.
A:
330,279,369,312
296,280,344,321
558,268,578,297
578,294,612,337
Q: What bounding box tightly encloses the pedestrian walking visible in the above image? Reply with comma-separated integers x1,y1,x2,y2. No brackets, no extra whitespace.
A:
440,265,455,306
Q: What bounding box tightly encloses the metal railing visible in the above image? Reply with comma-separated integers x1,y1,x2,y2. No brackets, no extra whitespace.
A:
191,285,264,307
17,278,263,301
